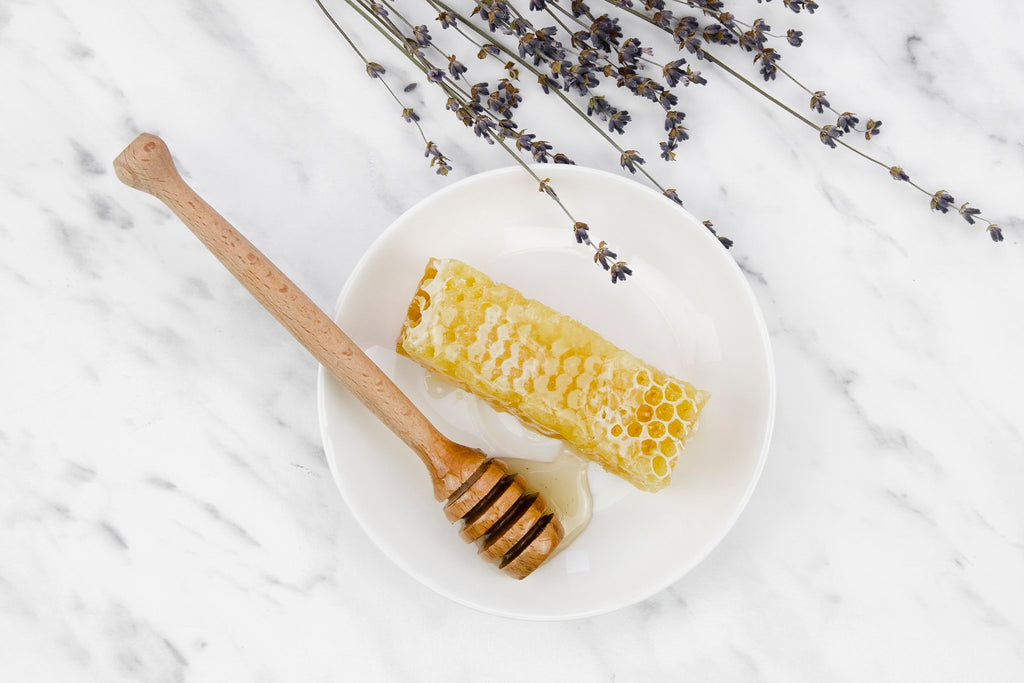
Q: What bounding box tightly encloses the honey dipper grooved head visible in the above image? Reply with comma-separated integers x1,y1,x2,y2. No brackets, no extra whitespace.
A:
445,458,563,579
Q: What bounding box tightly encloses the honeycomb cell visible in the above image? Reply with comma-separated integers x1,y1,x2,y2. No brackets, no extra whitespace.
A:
635,404,654,422
644,386,664,405
664,381,683,402
655,402,674,422
651,454,669,478
567,389,582,410
647,421,666,439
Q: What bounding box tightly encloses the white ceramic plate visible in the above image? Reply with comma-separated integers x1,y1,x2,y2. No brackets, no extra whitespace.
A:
317,165,775,620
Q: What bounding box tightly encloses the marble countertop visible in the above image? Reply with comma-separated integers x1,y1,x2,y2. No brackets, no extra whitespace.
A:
3,0,1022,680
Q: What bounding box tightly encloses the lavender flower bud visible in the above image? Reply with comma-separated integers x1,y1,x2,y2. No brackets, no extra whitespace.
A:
889,166,910,182
609,261,632,283
473,114,497,142
530,138,553,162
836,112,860,132
660,140,677,161
478,44,501,59
810,90,830,114
930,190,955,214
608,110,631,134
652,9,674,29
412,25,432,47
756,48,780,81
958,203,982,225
819,125,843,148
436,11,457,29
516,131,536,151
447,55,467,80
662,59,687,87
658,89,678,110
587,95,612,118
619,149,645,173
703,24,737,46
684,66,707,86
594,241,618,270
664,110,686,131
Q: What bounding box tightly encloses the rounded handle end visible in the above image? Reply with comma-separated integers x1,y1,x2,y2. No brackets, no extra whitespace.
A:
113,133,179,195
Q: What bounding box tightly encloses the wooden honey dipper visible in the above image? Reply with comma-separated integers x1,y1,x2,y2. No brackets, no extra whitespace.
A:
113,133,563,579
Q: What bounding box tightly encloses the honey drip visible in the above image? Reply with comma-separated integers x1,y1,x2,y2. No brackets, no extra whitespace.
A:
504,449,592,555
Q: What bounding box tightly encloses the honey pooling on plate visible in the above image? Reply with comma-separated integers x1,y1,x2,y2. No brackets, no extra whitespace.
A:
397,258,709,492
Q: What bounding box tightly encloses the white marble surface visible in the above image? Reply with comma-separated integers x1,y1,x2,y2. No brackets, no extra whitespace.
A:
3,0,1023,680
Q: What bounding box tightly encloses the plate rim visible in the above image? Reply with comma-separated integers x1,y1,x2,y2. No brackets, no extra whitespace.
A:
316,163,776,620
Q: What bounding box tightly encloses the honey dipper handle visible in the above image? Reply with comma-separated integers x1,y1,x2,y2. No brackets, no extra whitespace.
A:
113,133,477,499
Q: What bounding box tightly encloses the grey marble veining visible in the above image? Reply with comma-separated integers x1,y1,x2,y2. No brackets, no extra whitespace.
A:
2,0,1023,680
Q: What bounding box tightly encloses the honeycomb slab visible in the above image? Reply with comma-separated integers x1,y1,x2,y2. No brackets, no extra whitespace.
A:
397,257,710,492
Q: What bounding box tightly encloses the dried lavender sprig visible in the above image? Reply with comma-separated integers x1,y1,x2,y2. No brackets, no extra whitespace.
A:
498,140,634,282
701,50,1003,241
469,1,729,245
448,69,637,279
432,71,636,275
613,0,1004,242
333,0,635,278
677,1,1000,238
431,0,660,182
315,0,454,175
433,0,728,246
657,2,883,138
447,4,724,246
355,0,535,148
532,3,705,165
389,1,660,179
343,0,499,121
